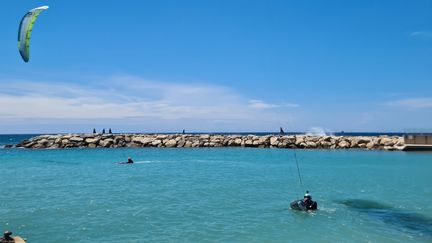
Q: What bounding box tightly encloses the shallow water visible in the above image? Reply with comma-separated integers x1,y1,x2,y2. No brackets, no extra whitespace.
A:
1,145,431,242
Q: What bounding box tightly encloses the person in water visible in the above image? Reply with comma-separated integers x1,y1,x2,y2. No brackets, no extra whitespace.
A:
127,157,134,164
0,231,14,243
303,191,318,210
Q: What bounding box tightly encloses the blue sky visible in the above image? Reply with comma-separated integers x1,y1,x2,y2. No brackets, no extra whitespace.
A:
0,0,431,133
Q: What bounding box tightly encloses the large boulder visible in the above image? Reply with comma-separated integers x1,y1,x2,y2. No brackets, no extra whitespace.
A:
33,143,44,149
295,136,305,145
165,139,177,147
270,137,279,146
133,137,153,145
177,139,186,147
85,138,100,144
22,141,36,148
152,139,162,146
233,138,243,146
99,139,114,147
366,142,376,150
320,141,332,148
61,139,70,146
380,137,394,146
38,138,49,145
305,136,320,143
395,138,404,147
184,141,193,147
200,134,210,140
338,140,350,149
305,141,317,148
244,139,253,147
70,137,84,143
258,136,270,146
357,137,370,144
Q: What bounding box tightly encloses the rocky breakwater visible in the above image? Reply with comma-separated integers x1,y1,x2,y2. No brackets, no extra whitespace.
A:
12,134,405,150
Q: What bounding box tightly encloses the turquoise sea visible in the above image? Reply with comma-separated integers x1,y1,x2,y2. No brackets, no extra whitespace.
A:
1,135,432,242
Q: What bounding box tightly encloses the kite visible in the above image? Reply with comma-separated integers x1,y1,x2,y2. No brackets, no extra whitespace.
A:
18,6,49,62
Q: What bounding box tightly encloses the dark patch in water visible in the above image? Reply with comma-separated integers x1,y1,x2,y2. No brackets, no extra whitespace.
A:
338,199,432,237
40,159,80,165
338,199,393,210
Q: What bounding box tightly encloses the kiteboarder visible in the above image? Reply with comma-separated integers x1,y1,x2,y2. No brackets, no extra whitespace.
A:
302,191,317,210
116,157,134,164
290,190,318,211
0,231,14,243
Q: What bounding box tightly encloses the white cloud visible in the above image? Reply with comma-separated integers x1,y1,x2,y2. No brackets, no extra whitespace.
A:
385,97,432,109
248,99,299,109
410,31,432,38
248,100,278,109
0,76,299,131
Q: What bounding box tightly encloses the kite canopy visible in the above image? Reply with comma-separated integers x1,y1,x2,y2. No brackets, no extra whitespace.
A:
18,6,49,62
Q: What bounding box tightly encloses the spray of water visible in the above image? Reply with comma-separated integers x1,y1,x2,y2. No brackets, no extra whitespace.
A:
305,127,333,136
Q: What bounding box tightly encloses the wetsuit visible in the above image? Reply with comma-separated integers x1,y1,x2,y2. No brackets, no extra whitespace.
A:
304,200,318,210
0,236,14,243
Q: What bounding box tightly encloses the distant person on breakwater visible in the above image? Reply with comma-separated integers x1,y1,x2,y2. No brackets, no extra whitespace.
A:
102,129,105,134
0,231,14,243
109,128,112,134
93,128,96,133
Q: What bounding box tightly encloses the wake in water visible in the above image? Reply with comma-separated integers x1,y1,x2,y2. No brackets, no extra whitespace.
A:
133,161,156,164
116,160,159,164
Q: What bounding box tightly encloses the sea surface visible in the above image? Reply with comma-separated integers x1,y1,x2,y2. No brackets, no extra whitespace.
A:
1,135,431,242
0,134,36,147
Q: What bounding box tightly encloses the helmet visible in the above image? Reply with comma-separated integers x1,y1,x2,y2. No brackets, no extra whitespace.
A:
304,190,312,199
4,231,12,236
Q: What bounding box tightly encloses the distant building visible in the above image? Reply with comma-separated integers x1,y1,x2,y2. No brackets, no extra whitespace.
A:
404,133,432,145
402,132,432,150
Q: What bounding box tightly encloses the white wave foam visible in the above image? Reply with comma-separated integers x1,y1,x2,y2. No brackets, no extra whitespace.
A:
305,127,333,136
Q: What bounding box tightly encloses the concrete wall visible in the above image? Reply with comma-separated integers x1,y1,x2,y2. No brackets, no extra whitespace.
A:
404,134,432,145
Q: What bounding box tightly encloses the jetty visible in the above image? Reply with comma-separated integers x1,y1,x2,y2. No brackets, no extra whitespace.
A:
9,134,406,150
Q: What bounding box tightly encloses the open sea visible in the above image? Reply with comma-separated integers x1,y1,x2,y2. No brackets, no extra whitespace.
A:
1,134,431,242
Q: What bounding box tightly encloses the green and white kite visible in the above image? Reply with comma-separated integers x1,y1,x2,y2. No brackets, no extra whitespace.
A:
18,6,49,62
